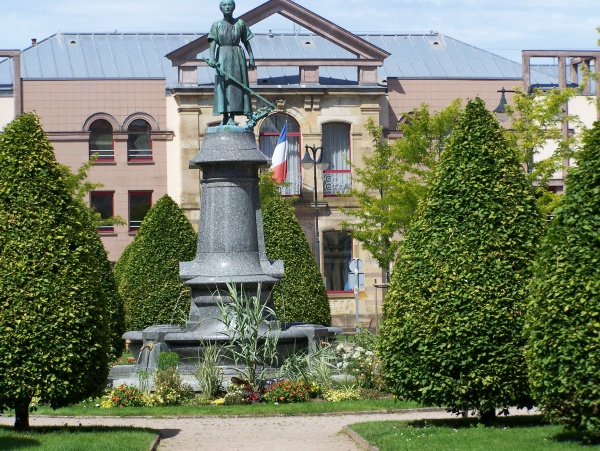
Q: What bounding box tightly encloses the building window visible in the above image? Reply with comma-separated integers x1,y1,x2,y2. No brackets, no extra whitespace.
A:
89,119,114,160
259,113,301,195
323,230,352,292
127,119,152,161
129,191,152,231
322,123,351,196
90,191,114,233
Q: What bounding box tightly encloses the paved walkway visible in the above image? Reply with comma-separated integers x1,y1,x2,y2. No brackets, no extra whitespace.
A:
1,408,540,450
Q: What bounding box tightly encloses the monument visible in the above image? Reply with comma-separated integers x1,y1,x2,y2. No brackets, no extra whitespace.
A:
117,0,339,380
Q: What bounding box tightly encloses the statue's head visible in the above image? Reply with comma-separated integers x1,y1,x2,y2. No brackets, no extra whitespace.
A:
220,0,235,14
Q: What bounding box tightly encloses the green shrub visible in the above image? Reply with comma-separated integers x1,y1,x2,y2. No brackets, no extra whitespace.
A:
0,113,111,430
323,386,361,402
335,331,383,391
260,174,331,326
101,384,144,408
379,98,544,421
194,344,224,399
263,380,311,403
526,121,600,432
114,195,197,331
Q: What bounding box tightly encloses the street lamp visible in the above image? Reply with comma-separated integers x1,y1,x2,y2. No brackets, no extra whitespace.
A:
301,144,329,269
493,87,515,123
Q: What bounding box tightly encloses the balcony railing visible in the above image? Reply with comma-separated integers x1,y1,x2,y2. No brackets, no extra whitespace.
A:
90,149,115,160
96,225,114,233
127,149,153,161
129,220,143,231
323,171,351,196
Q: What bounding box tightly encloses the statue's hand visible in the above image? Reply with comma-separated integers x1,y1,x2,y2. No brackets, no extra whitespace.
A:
248,58,256,70
208,58,217,68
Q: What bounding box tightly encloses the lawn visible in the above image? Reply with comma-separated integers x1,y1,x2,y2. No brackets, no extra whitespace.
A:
32,398,418,417
0,426,157,451
349,416,600,450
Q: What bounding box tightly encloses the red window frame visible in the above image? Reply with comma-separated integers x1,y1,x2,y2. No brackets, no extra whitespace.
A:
128,191,152,232
90,191,115,233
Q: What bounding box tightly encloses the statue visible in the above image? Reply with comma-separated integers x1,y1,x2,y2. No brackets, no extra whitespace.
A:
206,0,276,130
208,0,256,126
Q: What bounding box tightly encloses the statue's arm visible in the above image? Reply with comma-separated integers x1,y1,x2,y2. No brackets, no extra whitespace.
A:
244,40,255,70
208,40,217,68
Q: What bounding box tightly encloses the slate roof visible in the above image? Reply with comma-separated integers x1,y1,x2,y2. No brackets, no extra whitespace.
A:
0,32,558,89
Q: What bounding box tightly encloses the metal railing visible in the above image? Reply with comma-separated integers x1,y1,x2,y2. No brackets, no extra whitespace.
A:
323,171,351,196
90,149,115,160
127,149,153,161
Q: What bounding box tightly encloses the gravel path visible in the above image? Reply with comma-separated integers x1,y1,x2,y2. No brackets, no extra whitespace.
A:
0,408,539,451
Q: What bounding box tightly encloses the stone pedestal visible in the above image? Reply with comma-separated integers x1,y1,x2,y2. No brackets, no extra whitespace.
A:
116,126,341,382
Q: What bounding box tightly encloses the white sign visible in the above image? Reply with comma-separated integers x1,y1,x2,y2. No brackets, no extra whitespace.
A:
348,272,365,289
349,258,363,272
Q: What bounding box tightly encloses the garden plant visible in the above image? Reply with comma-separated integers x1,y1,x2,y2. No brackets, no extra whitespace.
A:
526,120,600,435
379,98,544,423
114,195,197,331
260,173,330,325
0,114,112,430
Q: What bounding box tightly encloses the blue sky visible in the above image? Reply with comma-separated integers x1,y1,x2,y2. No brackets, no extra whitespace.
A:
1,0,598,62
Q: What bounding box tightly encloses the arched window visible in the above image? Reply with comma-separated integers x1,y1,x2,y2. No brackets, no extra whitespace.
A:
322,123,351,196
127,119,152,161
89,119,114,160
259,113,301,195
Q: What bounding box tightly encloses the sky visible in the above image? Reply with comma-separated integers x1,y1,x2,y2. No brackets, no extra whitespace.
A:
1,0,599,62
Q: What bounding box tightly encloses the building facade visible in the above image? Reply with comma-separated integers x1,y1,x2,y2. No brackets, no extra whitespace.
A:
1,0,596,329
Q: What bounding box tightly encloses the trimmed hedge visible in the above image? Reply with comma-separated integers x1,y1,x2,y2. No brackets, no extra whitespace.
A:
260,174,331,326
379,98,543,420
526,121,600,432
0,114,111,428
114,195,197,331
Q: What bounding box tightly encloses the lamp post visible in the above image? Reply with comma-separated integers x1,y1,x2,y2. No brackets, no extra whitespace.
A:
493,87,515,123
301,144,329,270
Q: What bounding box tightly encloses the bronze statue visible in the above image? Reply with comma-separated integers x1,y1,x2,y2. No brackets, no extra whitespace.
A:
208,0,256,126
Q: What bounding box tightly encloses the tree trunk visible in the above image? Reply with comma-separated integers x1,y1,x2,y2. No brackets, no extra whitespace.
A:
480,408,496,425
14,400,31,431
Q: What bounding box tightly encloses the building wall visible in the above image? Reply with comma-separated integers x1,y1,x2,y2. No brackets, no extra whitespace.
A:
0,95,14,130
22,79,172,261
386,78,518,125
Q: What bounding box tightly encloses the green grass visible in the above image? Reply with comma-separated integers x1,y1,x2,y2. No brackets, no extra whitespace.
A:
32,398,418,417
349,416,600,450
0,426,157,451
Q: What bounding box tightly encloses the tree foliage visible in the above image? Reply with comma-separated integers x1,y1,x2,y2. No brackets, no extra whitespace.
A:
260,174,330,326
58,162,125,360
379,98,544,421
114,194,197,331
525,121,600,432
342,101,462,276
0,114,111,430
505,86,584,186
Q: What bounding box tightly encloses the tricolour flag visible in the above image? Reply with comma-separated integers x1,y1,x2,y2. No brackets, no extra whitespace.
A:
270,122,288,184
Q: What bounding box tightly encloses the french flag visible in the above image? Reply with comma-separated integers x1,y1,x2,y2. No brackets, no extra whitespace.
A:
270,122,288,184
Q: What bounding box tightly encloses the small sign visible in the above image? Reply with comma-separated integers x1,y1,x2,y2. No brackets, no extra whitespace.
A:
348,272,365,288
349,258,363,272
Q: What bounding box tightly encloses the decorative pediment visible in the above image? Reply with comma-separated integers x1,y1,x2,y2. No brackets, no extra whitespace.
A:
166,0,390,65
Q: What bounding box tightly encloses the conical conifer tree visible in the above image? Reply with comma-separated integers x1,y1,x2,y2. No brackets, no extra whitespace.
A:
379,98,543,421
260,174,330,326
0,114,110,430
526,121,600,432
114,194,197,331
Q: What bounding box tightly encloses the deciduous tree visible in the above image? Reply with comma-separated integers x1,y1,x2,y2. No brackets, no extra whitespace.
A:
260,174,330,326
379,98,544,422
526,121,600,433
0,114,111,430
342,101,461,278
114,195,197,331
